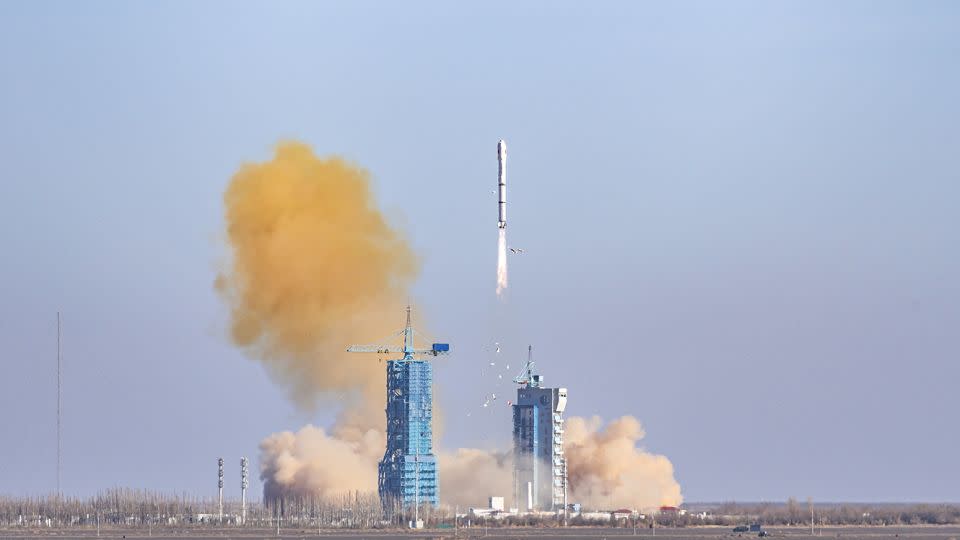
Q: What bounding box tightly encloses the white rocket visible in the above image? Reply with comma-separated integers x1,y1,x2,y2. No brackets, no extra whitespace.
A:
497,139,507,228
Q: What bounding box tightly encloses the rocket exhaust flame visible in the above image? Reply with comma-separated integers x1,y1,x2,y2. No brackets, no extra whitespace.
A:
497,228,508,297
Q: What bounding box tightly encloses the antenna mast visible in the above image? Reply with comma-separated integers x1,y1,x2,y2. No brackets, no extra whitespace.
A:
218,457,224,523
403,305,414,358
526,345,533,385
512,345,538,388
56,311,62,496
241,457,248,525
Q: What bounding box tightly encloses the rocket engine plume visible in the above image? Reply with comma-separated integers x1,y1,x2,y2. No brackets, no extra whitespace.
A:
496,228,508,297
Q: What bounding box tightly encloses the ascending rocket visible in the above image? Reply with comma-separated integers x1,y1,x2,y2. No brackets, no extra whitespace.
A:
497,139,507,228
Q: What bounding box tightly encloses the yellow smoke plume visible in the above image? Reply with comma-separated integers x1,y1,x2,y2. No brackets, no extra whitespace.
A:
217,141,415,411
217,142,410,498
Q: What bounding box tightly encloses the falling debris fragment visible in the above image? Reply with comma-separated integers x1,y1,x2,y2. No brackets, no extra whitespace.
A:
509,247,525,254
495,343,501,354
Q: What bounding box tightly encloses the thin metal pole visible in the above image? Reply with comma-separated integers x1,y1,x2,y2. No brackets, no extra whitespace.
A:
241,457,248,525
57,312,62,496
218,457,224,524
414,440,419,528
563,457,568,527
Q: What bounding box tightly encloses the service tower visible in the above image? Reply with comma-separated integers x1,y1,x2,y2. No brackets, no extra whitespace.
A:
512,346,567,512
347,307,450,511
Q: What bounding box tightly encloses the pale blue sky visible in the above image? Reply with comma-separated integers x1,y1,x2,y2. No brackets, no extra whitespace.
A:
1,1,958,503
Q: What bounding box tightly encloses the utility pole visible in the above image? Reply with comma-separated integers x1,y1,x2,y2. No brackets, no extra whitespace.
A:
240,457,248,525
218,458,224,524
809,497,814,537
56,312,62,497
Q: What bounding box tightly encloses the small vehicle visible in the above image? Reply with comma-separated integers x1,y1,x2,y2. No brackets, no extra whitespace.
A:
758,531,769,537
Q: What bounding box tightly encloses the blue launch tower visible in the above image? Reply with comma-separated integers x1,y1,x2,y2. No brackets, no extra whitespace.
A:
348,307,449,510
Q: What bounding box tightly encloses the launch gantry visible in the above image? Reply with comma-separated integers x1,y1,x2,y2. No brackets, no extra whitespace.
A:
347,306,450,512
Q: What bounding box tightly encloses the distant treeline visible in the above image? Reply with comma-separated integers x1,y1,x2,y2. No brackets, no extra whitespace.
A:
1,490,958,529
0,488,267,528
660,499,960,527
0,489,441,529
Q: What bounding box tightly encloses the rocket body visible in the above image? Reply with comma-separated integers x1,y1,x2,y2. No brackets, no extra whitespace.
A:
497,139,507,228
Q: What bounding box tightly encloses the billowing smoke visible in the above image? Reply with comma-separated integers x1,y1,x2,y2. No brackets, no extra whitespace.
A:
439,448,513,507
496,229,508,297
438,416,682,510
566,416,682,509
257,415,682,509
259,424,382,500
217,141,412,498
217,141,417,410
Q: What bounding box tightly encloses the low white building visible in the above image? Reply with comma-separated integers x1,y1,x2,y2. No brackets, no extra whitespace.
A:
580,511,612,521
